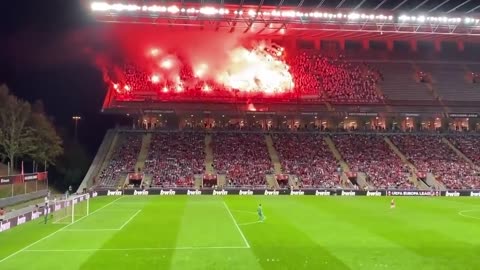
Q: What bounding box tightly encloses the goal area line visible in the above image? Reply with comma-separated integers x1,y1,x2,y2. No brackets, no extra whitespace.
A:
24,246,250,252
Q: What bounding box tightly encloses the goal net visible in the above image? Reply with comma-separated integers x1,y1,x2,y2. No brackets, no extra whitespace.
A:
52,194,90,224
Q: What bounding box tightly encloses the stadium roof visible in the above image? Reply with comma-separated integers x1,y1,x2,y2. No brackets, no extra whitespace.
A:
90,1,480,40
134,0,479,14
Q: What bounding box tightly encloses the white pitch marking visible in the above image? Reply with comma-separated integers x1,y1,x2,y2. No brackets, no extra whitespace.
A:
118,209,142,230
238,216,267,226
231,210,257,215
458,209,480,220
63,229,120,232
0,196,124,264
223,201,251,248
52,215,71,224
24,246,250,252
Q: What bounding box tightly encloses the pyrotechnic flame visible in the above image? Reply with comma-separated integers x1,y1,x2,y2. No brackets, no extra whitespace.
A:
151,74,160,83
160,59,173,69
176,84,184,92
215,45,294,94
150,48,160,57
194,63,208,78
108,41,293,97
202,84,211,92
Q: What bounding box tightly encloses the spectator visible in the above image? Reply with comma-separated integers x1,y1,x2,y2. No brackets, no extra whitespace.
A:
145,132,204,187
273,134,339,188
213,133,272,188
333,134,413,189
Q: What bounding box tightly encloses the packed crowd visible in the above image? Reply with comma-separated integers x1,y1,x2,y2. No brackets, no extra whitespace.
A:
94,131,480,190
273,134,340,188
213,133,273,187
287,52,384,102
97,134,142,187
390,135,480,189
116,50,383,103
448,136,480,167
145,133,205,187
333,134,413,189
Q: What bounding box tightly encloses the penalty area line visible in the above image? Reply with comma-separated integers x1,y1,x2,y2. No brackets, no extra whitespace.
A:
231,210,257,215
223,201,251,248
458,209,480,220
118,209,142,230
63,229,120,232
0,196,124,264
24,246,250,252
238,216,267,226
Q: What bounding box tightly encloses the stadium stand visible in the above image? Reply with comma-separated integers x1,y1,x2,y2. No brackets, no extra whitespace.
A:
390,135,480,189
144,132,205,187
119,50,384,104
97,133,142,187
272,134,340,188
448,135,480,167
377,62,435,101
90,130,480,190
212,133,273,188
332,134,413,189
416,63,480,101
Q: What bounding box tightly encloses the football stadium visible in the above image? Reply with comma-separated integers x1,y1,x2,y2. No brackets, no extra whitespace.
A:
2,0,480,269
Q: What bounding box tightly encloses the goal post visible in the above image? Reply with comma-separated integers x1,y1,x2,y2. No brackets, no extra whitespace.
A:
52,194,90,224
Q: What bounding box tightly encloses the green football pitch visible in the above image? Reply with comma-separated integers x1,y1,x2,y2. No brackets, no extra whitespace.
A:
1,195,480,270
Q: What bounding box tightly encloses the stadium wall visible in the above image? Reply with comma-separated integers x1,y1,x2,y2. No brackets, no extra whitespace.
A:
0,190,48,208
0,193,93,233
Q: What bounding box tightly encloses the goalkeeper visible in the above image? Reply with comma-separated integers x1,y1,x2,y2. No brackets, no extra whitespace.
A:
44,197,49,224
257,204,264,222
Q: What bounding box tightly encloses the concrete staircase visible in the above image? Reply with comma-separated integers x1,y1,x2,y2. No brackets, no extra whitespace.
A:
217,174,227,187
288,175,300,189
383,137,428,189
356,172,373,190
205,134,215,174
324,136,353,188
266,175,279,189
135,133,152,172
427,173,446,190
442,137,479,170
324,136,350,172
194,175,203,189
142,174,152,187
265,135,282,175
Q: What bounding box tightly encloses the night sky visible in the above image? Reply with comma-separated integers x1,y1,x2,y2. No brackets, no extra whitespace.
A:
0,0,119,154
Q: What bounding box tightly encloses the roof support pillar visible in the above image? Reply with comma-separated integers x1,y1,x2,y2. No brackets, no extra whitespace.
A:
434,40,441,52
387,40,394,51
339,39,345,51
410,40,417,52
362,40,370,50
314,39,321,50
457,40,465,52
